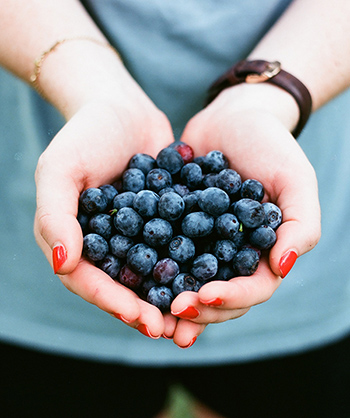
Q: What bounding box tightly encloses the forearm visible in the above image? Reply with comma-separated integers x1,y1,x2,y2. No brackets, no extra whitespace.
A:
248,0,350,111
0,0,132,118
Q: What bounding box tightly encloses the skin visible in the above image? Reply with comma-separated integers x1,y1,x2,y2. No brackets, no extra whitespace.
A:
1,0,350,376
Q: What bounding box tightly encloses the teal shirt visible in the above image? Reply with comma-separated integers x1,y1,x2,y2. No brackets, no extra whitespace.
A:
1,0,350,365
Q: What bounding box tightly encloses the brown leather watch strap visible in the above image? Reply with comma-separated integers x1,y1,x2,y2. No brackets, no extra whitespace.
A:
206,60,312,138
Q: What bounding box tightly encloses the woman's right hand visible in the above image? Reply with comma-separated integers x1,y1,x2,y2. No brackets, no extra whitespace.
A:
34,69,177,339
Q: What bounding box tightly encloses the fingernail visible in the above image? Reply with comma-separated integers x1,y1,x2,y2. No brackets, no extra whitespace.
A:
137,324,160,339
279,250,298,278
114,313,132,324
52,244,67,274
178,336,197,349
171,306,200,320
201,297,223,307
161,334,172,340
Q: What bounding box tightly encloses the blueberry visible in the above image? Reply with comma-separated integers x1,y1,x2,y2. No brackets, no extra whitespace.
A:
77,210,90,235
240,179,264,202
153,258,180,285
147,286,174,312
191,253,218,281
180,163,202,190
216,169,242,197
133,190,159,218
202,173,219,189
127,243,158,276
168,235,196,263
171,142,195,164
128,153,156,175
181,211,214,238
158,192,185,221
113,207,144,237
158,187,175,196
213,263,235,281
234,198,265,229
79,188,108,214
183,190,201,214
138,276,159,299
213,240,237,262
112,191,136,210
109,234,134,258
88,213,113,240
156,147,184,175
262,202,282,230
122,168,145,193
172,273,201,296
143,218,173,247
83,233,109,262
99,184,118,208
232,248,259,276
249,225,277,250
198,187,230,217
172,183,190,197
146,168,173,193
98,254,121,279
118,264,144,290
203,150,229,173
215,213,240,240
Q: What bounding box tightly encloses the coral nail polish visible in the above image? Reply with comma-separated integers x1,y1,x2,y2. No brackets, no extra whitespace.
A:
201,297,223,307
52,245,67,274
179,336,197,349
137,324,160,339
172,306,200,320
279,250,297,278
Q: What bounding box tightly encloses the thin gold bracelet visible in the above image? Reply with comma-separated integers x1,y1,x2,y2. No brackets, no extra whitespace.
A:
30,36,121,95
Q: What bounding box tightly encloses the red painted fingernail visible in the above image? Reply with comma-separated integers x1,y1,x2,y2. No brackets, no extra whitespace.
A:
171,306,200,320
279,250,298,278
52,245,67,274
179,336,197,349
114,313,131,324
161,334,172,340
137,324,160,339
201,297,223,307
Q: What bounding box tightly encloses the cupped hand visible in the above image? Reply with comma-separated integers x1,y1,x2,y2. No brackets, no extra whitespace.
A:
170,84,321,347
34,89,175,339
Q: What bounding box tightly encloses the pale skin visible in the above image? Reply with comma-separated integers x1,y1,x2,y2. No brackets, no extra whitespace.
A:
1,0,350,416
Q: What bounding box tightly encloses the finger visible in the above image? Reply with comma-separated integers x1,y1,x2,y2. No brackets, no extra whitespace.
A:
172,319,206,349
130,299,165,339
162,312,178,339
57,259,141,323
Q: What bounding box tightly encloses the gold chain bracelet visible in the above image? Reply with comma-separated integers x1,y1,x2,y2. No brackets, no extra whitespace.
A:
30,36,121,95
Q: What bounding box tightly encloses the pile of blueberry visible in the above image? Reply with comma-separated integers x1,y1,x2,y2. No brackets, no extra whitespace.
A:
78,143,282,312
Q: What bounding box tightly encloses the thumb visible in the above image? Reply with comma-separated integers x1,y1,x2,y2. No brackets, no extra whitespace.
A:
268,176,321,278
34,163,83,275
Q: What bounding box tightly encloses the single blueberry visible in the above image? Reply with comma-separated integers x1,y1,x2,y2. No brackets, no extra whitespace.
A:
118,264,144,290
109,234,135,258
99,184,118,208
181,211,214,238
113,207,144,237
215,213,240,240
202,173,219,189
172,183,190,197
232,248,259,276
183,190,201,214
98,254,122,279
146,168,173,193
153,258,180,285
143,218,173,247
216,169,242,197
83,233,109,262
203,150,229,173
147,286,174,312
168,235,196,263
213,240,238,263
180,163,203,190
172,273,201,296
112,191,136,210
170,142,195,164
198,187,230,217
122,168,145,193
234,198,265,229
240,179,264,202
88,213,113,240
79,188,108,215
249,225,277,250
156,147,184,175
213,263,235,281
77,210,90,235
127,243,158,276
158,187,175,196
133,190,159,218
191,253,218,281
158,192,185,222
128,153,156,175
262,202,282,230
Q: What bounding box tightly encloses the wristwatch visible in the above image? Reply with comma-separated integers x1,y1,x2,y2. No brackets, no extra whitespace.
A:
206,60,312,138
